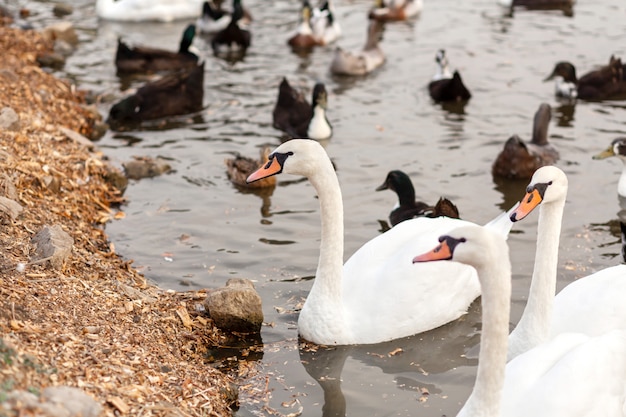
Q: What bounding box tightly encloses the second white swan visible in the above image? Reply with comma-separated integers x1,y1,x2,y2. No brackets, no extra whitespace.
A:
507,165,626,359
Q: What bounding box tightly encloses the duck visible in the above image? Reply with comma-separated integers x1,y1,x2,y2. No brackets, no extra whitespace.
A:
498,0,574,8
272,77,332,141
287,1,317,50
428,49,472,102
196,1,230,33
593,137,626,198
413,224,626,417
107,62,204,129
544,55,626,101
368,0,423,22
506,165,626,360
96,0,203,22
115,24,198,75
245,139,515,345
211,0,251,58
225,147,276,189
376,170,460,226
492,103,559,180
196,0,252,34
311,0,341,45
330,19,385,76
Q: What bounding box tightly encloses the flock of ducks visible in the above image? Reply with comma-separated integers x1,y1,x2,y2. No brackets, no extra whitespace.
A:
94,0,626,415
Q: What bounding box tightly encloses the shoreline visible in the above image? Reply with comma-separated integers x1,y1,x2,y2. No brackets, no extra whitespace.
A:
0,25,245,417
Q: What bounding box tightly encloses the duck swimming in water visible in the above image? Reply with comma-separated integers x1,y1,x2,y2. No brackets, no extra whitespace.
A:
368,0,423,22
492,103,559,180
376,170,460,226
545,55,626,101
428,49,471,102
329,19,385,76
272,77,332,141
115,24,198,74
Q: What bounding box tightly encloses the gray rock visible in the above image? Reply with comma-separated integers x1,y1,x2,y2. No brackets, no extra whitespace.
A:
123,156,172,180
0,173,18,200
37,52,66,69
0,107,20,131
59,126,94,150
0,196,23,221
104,165,128,194
52,3,74,17
42,21,78,46
205,278,263,334
42,386,101,417
31,224,73,269
4,386,101,417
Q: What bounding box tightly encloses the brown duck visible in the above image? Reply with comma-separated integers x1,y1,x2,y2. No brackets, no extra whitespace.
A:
492,103,559,180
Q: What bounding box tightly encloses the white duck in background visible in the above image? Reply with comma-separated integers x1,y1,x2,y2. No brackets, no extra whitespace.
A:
506,165,626,359
369,0,423,22
196,1,231,33
311,0,341,45
246,139,514,345
594,137,626,198
414,225,626,417
196,0,252,34
96,0,203,22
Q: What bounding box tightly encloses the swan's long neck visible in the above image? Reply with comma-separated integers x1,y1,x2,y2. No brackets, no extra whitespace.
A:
308,159,345,308
461,251,511,417
508,197,564,359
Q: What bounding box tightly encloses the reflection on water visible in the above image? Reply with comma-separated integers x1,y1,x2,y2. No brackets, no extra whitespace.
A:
298,301,484,417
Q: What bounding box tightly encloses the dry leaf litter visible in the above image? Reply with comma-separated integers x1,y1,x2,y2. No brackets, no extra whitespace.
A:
0,25,263,417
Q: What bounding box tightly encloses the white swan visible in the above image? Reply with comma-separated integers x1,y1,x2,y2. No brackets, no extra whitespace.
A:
507,165,626,359
413,225,626,417
246,139,514,345
593,137,626,198
96,0,203,22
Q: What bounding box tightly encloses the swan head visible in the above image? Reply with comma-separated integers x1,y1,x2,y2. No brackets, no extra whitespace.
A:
246,139,328,183
412,225,504,271
509,165,568,222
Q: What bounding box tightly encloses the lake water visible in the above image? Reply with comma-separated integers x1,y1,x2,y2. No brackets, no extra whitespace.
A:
27,0,626,415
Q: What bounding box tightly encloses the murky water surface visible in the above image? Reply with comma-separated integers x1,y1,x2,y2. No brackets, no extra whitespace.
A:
27,0,626,415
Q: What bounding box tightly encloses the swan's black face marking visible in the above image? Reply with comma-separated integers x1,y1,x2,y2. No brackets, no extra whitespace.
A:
510,180,552,222
413,236,466,263
247,151,293,183
528,181,552,200
266,151,293,173
439,235,466,257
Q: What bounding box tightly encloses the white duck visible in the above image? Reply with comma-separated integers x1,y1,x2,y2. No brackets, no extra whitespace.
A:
311,0,341,45
246,139,514,345
414,225,626,417
96,0,203,22
506,166,626,359
593,137,626,198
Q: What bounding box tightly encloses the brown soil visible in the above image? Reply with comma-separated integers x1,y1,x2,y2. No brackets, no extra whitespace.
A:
0,25,257,417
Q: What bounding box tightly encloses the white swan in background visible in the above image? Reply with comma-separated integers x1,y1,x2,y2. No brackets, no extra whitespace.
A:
413,225,626,417
246,139,514,345
593,137,626,198
507,165,626,359
96,0,203,22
